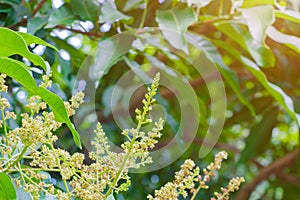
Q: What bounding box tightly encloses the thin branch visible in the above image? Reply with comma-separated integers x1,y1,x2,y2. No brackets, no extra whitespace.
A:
55,25,103,38
8,19,28,30
235,149,299,200
276,171,300,188
32,0,47,16
8,0,47,30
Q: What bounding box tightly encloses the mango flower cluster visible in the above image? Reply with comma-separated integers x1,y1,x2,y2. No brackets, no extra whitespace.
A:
147,151,245,200
0,72,165,199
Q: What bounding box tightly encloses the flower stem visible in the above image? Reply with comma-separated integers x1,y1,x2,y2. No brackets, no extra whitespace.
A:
139,0,148,29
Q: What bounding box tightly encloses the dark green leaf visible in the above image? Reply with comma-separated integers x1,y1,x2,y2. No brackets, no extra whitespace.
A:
0,57,82,148
5,4,30,26
0,172,16,200
45,5,76,28
27,16,49,34
156,6,197,53
0,27,46,70
239,106,278,163
69,0,100,21
0,0,20,6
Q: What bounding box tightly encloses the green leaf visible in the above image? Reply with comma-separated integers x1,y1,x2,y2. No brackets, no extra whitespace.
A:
156,6,197,53
266,26,300,54
275,10,300,23
241,0,276,8
27,16,49,34
0,0,19,6
0,172,16,200
0,57,82,148
215,40,300,126
69,0,100,21
51,36,85,68
241,5,275,44
0,27,46,70
239,106,278,163
45,5,76,28
86,33,135,82
215,22,275,67
187,33,255,115
5,4,30,26
100,2,132,24
18,32,58,52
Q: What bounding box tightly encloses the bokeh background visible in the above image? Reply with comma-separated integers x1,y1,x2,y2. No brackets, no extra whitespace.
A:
2,0,300,199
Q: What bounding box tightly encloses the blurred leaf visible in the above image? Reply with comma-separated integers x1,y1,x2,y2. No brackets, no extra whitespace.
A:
69,0,100,21
241,0,276,8
275,10,300,23
0,0,20,6
100,2,132,24
0,27,46,70
266,26,300,54
123,0,144,12
239,106,278,163
18,32,58,51
0,4,11,13
226,97,273,126
241,5,275,44
187,32,255,115
124,56,152,82
45,5,76,28
27,16,49,34
215,22,275,67
89,33,135,82
0,57,82,149
0,172,16,200
156,6,197,53
5,4,30,26
51,36,85,68
215,40,300,126
102,85,123,117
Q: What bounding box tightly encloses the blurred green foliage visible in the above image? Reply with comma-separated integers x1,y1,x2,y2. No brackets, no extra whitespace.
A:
1,0,300,199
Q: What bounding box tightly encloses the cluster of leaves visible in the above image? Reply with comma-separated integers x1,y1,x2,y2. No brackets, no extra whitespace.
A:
0,0,299,199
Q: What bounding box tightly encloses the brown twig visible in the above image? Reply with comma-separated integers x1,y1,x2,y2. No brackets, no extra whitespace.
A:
8,0,47,30
276,171,300,187
55,25,103,38
32,0,47,16
235,148,299,200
